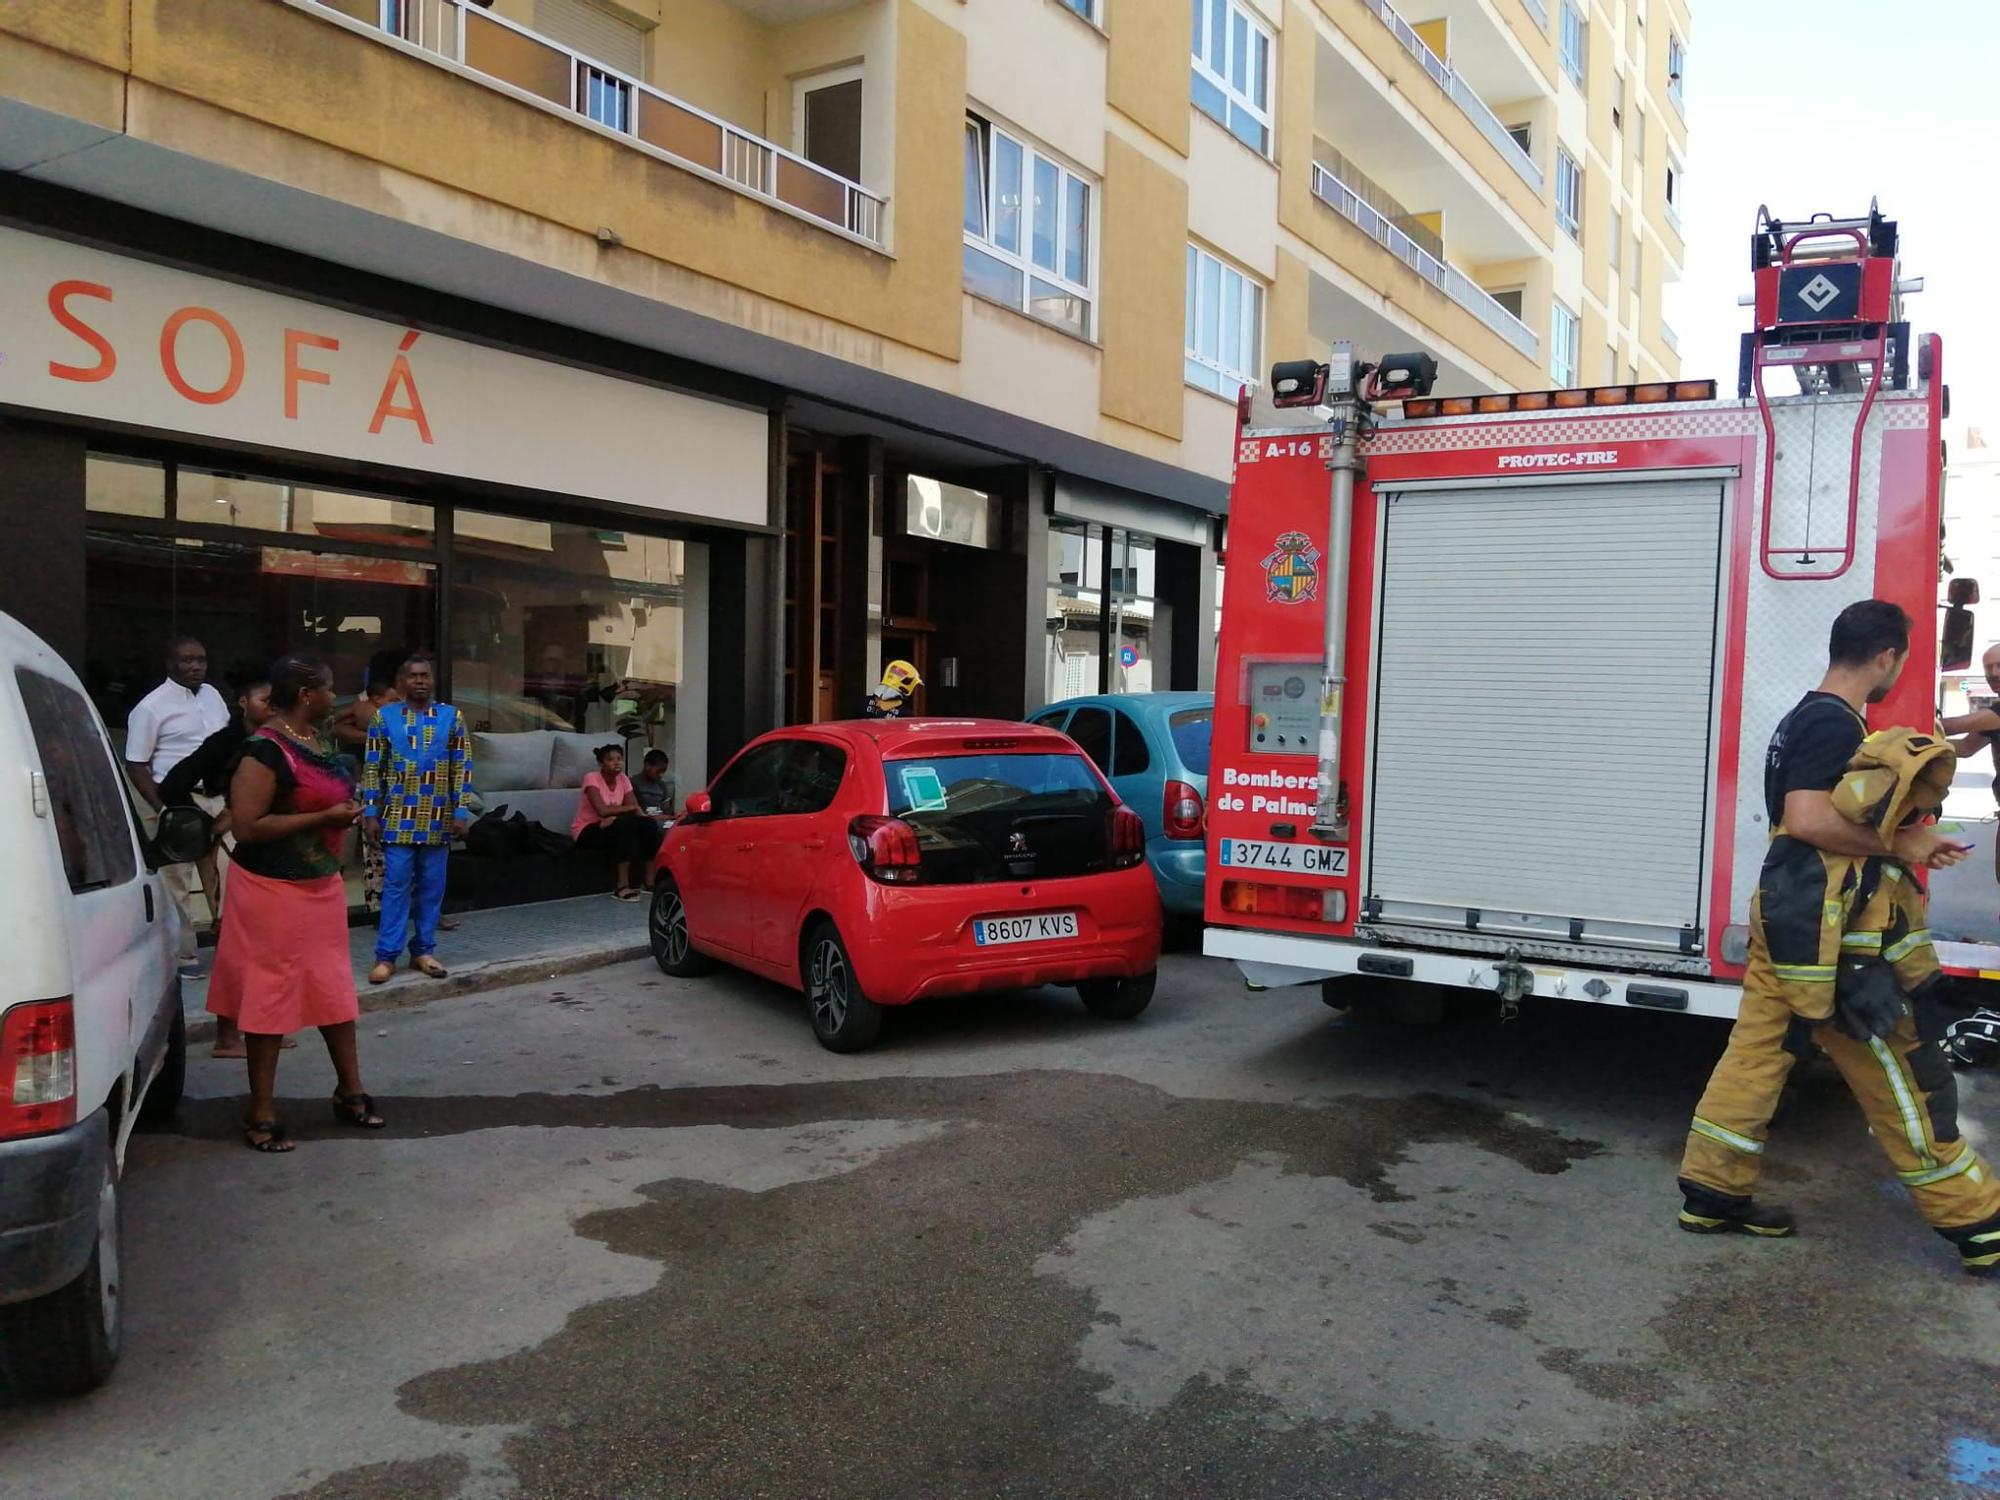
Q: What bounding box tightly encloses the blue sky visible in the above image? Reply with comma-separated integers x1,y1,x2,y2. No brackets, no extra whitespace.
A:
1664,1,1998,435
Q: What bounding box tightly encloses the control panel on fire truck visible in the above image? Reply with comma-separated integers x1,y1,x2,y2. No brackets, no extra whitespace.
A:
1244,660,1318,754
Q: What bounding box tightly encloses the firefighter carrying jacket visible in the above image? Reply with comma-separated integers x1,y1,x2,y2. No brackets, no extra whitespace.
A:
1679,724,2000,1274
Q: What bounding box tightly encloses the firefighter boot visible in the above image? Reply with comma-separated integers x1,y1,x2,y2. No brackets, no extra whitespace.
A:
1940,1213,2000,1278
1677,1179,1797,1238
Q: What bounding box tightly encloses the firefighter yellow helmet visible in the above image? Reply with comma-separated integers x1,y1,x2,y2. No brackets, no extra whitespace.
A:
878,660,922,700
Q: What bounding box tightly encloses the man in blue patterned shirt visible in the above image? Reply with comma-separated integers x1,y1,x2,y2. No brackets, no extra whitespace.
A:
363,653,473,984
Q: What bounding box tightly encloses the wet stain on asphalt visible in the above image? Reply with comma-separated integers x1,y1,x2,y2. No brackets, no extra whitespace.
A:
180,1072,1624,1498
273,1454,470,1500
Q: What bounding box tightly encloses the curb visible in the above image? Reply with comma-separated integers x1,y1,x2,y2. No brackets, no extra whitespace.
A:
185,942,651,1043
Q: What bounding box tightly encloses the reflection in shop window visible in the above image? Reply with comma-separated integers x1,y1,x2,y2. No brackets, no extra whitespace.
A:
1046,519,1099,703
84,455,167,519
449,513,686,775
82,530,437,748
175,467,435,548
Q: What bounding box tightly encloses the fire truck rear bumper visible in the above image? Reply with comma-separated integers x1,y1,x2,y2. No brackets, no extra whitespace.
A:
1201,926,1744,1020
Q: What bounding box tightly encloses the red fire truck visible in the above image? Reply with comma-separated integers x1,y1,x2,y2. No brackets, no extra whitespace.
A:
1203,204,1995,1019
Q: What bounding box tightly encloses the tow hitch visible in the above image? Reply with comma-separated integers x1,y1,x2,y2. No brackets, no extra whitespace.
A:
1492,948,1534,1021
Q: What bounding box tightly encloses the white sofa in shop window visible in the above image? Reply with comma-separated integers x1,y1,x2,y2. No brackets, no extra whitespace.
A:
470,730,615,835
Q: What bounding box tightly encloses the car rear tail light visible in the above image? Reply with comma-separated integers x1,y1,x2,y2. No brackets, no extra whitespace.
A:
1,999,77,1139
848,815,922,884
1163,780,1205,841
1108,806,1146,869
1218,880,1346,924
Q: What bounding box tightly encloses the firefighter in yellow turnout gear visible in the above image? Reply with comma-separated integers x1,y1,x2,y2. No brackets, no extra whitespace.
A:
1677,600,2000,1275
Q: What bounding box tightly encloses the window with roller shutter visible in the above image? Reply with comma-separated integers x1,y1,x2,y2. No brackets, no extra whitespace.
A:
534,0,645,78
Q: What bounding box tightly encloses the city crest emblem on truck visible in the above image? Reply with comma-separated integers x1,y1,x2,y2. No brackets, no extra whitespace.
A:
1261,531,1320,605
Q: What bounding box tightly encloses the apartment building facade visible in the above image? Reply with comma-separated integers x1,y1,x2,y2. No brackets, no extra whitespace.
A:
0,0,1687,799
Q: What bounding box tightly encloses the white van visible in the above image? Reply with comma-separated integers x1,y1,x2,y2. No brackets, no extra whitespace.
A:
0,611,196,1399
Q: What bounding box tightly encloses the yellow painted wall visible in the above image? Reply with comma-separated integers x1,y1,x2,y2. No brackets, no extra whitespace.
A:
0,26,125,129
0,0,129,68
1106,0,1189,156
1580,300,1609,385
651,0,772,134
1267,247,1313,366
1586,12,1614,165
1099,136,1189,440
120,0,961,361
1412,18,1446,60
1582,159,1609,305
1315,0,1548,237
1409,209,1442,242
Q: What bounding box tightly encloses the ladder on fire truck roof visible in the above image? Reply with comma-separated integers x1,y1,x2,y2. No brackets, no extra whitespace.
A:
1739,199,1922,582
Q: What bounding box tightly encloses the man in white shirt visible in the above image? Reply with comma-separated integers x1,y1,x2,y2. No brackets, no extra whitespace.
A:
125,637,232,986
125,636,231,810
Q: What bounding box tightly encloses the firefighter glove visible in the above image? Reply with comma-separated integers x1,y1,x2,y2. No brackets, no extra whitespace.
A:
1834,958,1907,1041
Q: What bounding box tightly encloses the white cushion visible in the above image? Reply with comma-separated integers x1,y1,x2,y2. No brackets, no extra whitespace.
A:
549,731,617,790
473,729,556,792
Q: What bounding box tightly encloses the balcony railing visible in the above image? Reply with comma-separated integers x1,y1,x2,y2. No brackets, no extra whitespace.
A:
1355,0,1544,193
1519,0,1550,29
1311,162,1539,359
303,0,887,248
1661,322,1678,354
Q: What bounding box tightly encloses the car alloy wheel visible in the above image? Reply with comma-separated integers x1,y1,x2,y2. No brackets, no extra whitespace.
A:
809,937,851,1036
653,889,690,968
649,881,713,977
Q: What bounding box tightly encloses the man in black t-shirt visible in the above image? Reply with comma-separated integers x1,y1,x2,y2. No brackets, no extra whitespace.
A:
1677,600,1983,1257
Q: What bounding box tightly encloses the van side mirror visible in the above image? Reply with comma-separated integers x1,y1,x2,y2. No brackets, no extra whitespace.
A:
149,804,213,866
681,790,712,820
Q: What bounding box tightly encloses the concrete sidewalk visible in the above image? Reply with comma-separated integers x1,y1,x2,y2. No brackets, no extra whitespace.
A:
181,893,652,1035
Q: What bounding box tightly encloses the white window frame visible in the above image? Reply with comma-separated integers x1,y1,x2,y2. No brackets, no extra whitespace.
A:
1664,154,1682,229
1191,0,1274,157
1555,147,1582,241
1060,0,1102,23
1667,31,1686,111
1551,299,1580,387
963,112,1097,339
1560,2,1587,87
1184,243,1265,398
793,65,865,181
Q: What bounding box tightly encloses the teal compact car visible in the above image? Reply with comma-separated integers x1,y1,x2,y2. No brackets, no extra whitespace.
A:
1029,692,1212,916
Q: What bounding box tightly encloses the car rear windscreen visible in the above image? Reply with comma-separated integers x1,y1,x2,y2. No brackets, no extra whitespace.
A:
884,752,1113,884
1168,707,1212,776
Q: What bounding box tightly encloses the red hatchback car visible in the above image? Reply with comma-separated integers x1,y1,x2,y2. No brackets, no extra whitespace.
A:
647,718,1163,1051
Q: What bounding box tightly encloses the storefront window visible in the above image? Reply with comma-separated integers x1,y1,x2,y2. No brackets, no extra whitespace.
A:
177,467,434,549
83,530,436,732
84,455,167,519
1106,530,1162,694
1046,518,1100,702
449,510,686,750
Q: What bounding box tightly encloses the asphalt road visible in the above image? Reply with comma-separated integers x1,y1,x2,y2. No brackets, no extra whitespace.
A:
5,947,2000,1500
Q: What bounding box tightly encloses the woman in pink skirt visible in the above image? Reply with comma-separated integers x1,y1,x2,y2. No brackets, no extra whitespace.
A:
209,653,384,1151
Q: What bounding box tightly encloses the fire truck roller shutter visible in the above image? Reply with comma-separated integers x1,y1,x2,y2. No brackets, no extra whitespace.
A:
1366,476,1727,951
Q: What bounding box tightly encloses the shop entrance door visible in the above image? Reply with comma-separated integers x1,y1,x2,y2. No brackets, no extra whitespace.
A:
880,541,935,716
782,440,867,723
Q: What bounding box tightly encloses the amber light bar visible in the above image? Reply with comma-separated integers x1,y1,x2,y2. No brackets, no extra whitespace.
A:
1403,379,1715,419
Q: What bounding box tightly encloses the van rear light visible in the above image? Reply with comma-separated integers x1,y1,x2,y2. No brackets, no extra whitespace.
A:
1109,807,1146,869
1163,780,1205,841
1,998,77,1139
848,815,922,884
1218,879,1344,924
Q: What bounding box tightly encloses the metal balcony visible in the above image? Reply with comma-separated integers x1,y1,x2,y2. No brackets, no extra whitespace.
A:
1355,0,1544,194
1311,162,1539,358
302,0,887,248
